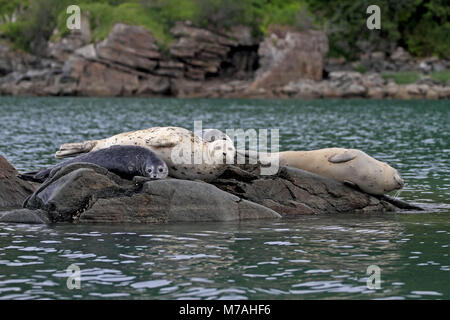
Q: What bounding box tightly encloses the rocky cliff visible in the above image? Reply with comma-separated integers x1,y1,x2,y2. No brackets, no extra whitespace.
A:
0,22,448,99
0,22,329,97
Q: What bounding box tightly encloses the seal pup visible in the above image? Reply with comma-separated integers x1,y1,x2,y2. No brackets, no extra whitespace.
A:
55,127,236,181
20,145,168,183
277,148,404,195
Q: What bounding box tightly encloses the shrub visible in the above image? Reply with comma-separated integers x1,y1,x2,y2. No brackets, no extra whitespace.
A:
305,0,449,60
381,72,420,85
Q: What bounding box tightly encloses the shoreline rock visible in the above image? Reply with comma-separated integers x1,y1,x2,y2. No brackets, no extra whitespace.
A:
0,23,448,99
0,156,423,225
0,154,35,210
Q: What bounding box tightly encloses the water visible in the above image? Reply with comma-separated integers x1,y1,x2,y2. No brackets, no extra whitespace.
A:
0,97,448,299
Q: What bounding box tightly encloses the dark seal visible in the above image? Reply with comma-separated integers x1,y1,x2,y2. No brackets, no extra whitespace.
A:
19,145,169,183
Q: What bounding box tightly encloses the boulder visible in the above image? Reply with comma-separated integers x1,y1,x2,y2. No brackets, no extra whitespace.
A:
23,163,280,224
65,56,140,96
246,26,328,93
0,154,35,210
0,158,423,224
80,179,280,223
47,17,91,62
0,209,50,224
211,166,397,217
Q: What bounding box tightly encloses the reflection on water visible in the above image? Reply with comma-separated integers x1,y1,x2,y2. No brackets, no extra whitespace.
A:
0,97,448,299
0,214,448,299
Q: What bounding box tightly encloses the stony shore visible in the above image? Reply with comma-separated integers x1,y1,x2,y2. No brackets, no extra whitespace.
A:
0,154,423,224
0,22,448,99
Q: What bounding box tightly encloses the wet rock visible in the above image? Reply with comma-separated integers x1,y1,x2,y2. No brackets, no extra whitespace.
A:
23,163,280,224
0,158,423,225
0,154,35,210
0,209,50,224
211,166,397,216
80,179,280,223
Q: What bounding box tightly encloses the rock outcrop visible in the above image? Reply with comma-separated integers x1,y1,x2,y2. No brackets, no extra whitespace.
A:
0,23,448,99
210,165,397,216
0,22,330,98
0,155,422,225
19,163,280,224
278,71,450,99
0,154,35,210
245,26,328,94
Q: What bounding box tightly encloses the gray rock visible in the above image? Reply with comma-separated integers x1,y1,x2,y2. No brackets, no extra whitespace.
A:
0,154,35,210
0,209,50,224
23,163,280,224
246,27,328,93
211,165,398,216
391,47,411,62
80,179,280,223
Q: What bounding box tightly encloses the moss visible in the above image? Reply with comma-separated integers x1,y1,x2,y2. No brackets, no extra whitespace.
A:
381,72,420,85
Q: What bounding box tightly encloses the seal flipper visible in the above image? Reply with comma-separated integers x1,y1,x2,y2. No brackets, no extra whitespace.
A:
144,134,180,148
343,180,357,188
132,176,153,184
17,171,39,182
22,166,63,208
55,141,97,158
18,168,51,183
328,151,357,163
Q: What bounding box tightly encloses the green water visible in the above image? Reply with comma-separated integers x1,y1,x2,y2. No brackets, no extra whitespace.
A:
0,97,448,299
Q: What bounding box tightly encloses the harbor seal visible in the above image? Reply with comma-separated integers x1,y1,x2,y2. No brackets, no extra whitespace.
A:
20,145,168,183
277,148,404,195
195,129,233,144
55,127,236,181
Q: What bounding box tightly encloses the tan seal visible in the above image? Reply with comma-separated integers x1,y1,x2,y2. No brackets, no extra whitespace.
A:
277,148,404,195
55,127,236,181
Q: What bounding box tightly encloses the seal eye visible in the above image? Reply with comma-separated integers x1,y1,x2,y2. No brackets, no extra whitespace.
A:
147,168,152,173
158,167,164,173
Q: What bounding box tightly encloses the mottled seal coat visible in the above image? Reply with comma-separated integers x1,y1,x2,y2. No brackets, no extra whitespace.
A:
195,129,233,144
55,127,236,181
278,148,404,195
21,145,168,183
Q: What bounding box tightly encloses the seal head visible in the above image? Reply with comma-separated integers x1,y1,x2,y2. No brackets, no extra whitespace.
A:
19,145,168,183
142,155,169,179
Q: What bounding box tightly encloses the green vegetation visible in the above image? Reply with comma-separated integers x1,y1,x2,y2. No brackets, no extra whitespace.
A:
0,0,448,60
430,70,450,84
382,72,420,85
353,63,367,74
305,0,450,60
381,70,450,85
0,0,28,18
1,0,311,52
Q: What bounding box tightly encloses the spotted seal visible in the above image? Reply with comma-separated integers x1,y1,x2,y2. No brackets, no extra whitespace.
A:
55,127,236,181
278,148,404,195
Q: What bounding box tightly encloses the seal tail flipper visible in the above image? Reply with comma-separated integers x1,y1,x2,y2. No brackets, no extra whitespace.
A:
17,171,41,182
55,141,97,158
17,168,50,183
